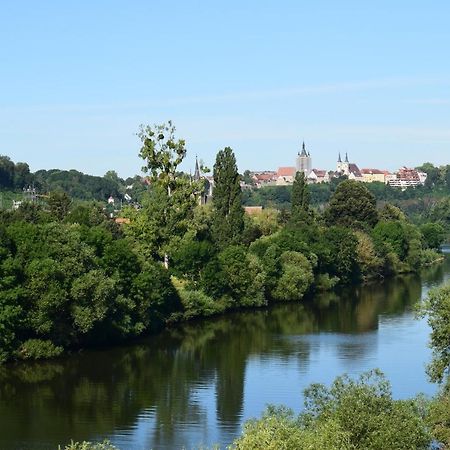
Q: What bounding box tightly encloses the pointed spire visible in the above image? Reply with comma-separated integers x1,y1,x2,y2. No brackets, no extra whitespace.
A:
345,152,349,163
300,141,308,157
194,155,201,180
338,152,342,163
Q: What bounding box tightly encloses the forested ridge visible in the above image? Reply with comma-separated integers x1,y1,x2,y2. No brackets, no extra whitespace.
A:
0,154,147,205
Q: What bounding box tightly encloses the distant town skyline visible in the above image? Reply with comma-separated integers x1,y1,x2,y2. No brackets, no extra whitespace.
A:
2,1,450,177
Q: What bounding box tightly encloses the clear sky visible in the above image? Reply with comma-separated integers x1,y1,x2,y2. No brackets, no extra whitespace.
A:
1,0,450,177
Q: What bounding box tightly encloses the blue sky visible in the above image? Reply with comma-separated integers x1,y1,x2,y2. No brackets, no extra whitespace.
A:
1,1,450,177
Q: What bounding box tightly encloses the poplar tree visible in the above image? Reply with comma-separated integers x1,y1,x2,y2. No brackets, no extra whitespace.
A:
291,171,310,221
212,147,244,247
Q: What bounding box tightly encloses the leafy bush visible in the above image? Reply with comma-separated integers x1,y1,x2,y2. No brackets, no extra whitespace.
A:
232,370,431,450
18,339,63,360
178,288,227,319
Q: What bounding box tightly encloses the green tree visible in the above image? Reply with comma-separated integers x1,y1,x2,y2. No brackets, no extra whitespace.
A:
212,147,244,247
418,282,450,384
379,203,406,222
325,180,378,229
420,223,446,249
417,162,441,188
137,120,186,195
135,121,204,266
232,370,430,450
291,171,310,222
13,162,32,188
272,251,314,301
0,155,15,188
47,191,72,221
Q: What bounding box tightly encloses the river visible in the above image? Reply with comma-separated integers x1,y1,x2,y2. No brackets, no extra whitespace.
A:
1,250,449,450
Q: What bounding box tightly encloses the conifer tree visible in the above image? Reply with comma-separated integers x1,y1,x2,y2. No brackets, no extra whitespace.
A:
212,147,244,247
291,171,310,221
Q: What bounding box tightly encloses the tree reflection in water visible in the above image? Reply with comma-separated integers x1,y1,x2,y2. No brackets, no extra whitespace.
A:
0,258,448,450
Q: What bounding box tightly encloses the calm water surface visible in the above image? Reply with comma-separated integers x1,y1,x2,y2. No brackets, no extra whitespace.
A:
1,252,450,450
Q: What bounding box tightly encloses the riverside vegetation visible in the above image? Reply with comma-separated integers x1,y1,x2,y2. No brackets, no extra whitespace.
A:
0,121,447,364
1,122,450,448
61,280,450,449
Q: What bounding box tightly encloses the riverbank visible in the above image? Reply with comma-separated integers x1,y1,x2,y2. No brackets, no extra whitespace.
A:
1,257,448,450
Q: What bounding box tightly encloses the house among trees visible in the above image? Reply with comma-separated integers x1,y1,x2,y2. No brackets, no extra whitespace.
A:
361,168,391,183
387,167,428,188
193,156,214,205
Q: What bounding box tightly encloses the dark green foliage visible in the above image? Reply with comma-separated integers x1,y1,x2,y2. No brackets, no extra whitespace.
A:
34,169,122,200
373,221,410,260
420,222,446,249
0,137,443,365
321,226,359,283
0,155,16,188
417,282,450,384
216,245,266,307
171,234,215,283
291,171,310,222
0,220,182,363
378,203,406,222
47,191,72,221
325,180,378,229
19,339,63,360
212,147,244,247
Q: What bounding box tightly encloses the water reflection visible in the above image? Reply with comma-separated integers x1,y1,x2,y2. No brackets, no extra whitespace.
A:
0,258,449,450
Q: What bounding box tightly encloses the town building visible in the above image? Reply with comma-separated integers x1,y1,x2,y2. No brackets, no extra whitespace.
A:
387,167,427,189
360,168,391,183
275,166,296,185
307,169,329,184
335,153,364,181
251,171,277,188
296,142,312,176
193,156,213,204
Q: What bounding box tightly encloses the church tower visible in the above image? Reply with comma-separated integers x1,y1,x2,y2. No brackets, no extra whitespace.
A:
296,141,312,176
194,155,201,181
337,152,350,174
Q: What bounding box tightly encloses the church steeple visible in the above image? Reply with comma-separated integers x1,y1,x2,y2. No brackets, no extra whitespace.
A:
345,152,349,163
300,141,308,157
194,155,201,181
338,152,342,163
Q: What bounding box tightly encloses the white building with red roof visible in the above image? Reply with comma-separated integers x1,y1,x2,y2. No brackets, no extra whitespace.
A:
275,166,296,185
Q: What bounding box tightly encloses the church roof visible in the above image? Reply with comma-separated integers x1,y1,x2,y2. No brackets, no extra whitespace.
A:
361,168,389,175
277,167,296,177
311,169,327,177
348,163,362,178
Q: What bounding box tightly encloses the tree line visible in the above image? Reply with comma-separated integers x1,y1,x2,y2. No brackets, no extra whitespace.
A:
243,165,450,234
0,154,148,202
0,122,447,365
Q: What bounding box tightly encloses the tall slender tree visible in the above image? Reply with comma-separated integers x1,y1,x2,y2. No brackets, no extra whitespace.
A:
291,171,310,221
212,147,244,247
136,121,203,267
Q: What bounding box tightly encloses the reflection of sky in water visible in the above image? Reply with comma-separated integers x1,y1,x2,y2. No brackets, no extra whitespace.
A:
1,256,449,450
114,301,436,448
242,313,434,430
